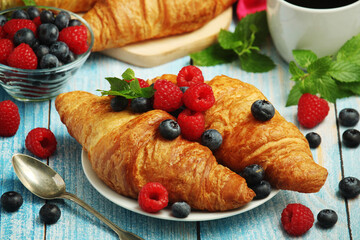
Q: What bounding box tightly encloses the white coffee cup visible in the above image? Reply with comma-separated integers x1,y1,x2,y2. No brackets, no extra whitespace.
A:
267,0,360,62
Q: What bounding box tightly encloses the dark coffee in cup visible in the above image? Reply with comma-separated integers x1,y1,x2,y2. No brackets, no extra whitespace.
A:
285,0,358,9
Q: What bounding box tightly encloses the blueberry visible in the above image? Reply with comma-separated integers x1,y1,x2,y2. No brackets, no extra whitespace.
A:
0,15,8,26
252,180,271,200
39,54,59,69
339,108,359,127
179,86,189,93
27,6,40,20
305,132,321,148
35,45,50,59
62,51,76,64
49,41,69,61
130,97,152,113
169,105,186,118
251,100,275,121
110,96,128,112
240,164,265,186
68,19,82,27
159,119,181,140
11,10,29,19
201,129,223,151
40,10,55,24
13,28,36,47
38,23,59,45
31,39,40,51
342,129,360,148
57,11,71,20
1,191,23,212
317,209,338,228
39,203,61,224
339,176,360,198
171,202,191,218
54,14,69,31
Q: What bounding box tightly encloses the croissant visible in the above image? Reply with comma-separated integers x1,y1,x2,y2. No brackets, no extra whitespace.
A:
149,74,328,193
55,91,255,211
0,0,97,12
82,0,237,52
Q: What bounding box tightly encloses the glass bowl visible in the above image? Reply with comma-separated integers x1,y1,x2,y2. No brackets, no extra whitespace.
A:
0,6,94,101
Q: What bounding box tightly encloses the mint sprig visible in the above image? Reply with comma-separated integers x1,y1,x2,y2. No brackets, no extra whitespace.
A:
286,34,360,106
22,0,36,6
97,68,155,99
190,11,275,73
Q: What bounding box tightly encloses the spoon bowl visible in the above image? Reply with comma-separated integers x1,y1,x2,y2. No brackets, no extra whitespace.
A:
12,153,143,240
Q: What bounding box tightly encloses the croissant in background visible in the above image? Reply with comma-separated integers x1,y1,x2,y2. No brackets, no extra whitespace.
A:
82,0,237,51
55,91,255,211
0,0,97,12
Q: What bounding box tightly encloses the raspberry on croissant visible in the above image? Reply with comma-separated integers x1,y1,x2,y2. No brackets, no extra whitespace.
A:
55,91,255,211
204,76,328,193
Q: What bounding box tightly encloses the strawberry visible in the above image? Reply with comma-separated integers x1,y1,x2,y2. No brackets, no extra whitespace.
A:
0,39,14,65
0,100,20,137
7,43,38,69
3,19,37,39
58,25,88,54
297,93,329,128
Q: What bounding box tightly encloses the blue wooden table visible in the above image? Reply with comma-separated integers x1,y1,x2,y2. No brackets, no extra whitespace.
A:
1,26,359,240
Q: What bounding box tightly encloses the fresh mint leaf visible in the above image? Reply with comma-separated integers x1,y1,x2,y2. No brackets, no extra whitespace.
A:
140,87,156,98
218,29,243,50
122,68,136,80
235,11,268,46
293,50,318,69
339,82,360,95
289,61,306,81
336,33,360,65
286,82,303,106
105,77,130,91
129,79,142,94
239,51,275,73
307,56,332,78
22,0,36,5
329,61,360,82
190,43,237,66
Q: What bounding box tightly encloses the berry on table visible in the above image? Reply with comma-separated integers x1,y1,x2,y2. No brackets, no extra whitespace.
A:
58,25,88,54
297,93,329,128
200,129,222,151
130,97,152,113
342,129,360,148
317,209,338,228
138,182,169,213
1,191,23,212
7,43,38,69
182,83,215,112
339,108,359,127
171,202,191,218
39,203,61,224
110,96,128,112
281,203,314,236
240,164,265,187
305,132,321,148
252,180,272,200
338,176,360,198
251,100,275,121
159,119,181,140
39,54,59,69
25,127,57,158
13,28,36,47
0,100,20,137
0,39,14,65
153,79,183,112
177,109,205,141
38,23,59,45
177,65,204,87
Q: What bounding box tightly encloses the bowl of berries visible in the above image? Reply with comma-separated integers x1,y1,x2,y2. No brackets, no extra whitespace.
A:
0,6,94,101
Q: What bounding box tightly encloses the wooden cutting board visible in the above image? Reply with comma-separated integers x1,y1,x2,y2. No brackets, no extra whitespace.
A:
100,7,233,68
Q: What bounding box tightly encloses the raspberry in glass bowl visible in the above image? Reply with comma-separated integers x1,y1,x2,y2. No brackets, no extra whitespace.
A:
0,6,94,101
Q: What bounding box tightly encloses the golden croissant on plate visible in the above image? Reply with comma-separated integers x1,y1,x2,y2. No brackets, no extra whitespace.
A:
55,91,255,211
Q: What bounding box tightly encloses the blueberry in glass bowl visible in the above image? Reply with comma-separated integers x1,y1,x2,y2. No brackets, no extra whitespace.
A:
0,6,94,101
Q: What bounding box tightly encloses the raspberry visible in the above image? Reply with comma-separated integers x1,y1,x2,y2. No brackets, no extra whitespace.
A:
177,109,205,141
0,39,14,65
0,26,6,39
7,43,37,69
58,25,88,54
3,19,37,39
25,128,57,158
153,79,183,112
0,100,20,137
177,65,204,87
182,83,215,112
33,16,41,27
138,182,168,213
125,78,149,88
297,93,329,128
281,203,314,236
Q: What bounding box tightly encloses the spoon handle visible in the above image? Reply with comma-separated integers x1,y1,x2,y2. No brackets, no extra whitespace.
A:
61,192,143,240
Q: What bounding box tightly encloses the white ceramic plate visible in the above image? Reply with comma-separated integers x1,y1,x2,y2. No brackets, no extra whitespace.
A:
81,149,280,221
